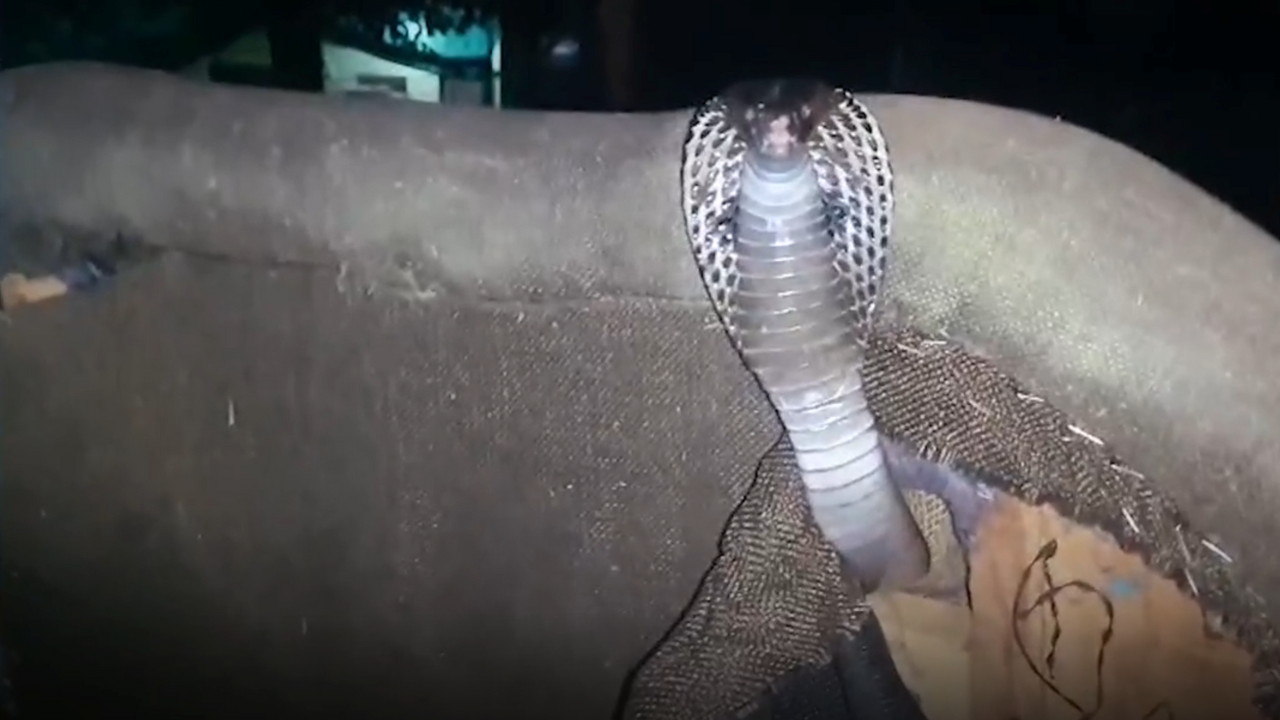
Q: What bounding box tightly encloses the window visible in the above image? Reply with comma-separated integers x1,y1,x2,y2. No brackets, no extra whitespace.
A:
354,73,408,97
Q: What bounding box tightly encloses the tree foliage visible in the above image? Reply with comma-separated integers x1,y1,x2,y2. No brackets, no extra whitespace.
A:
321,0,508,33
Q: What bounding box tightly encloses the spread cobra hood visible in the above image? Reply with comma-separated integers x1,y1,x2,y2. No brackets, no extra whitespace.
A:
2,63,1279,719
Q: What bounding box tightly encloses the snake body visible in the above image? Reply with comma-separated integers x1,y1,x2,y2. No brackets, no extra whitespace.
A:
681,78,934,592
680,79,1280,717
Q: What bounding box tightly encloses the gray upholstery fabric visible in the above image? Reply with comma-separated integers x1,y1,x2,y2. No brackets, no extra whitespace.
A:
3,62,1279,718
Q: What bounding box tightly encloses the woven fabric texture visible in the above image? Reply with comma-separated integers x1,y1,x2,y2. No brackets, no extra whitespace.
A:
4,63,1280,720
624,327,1280,719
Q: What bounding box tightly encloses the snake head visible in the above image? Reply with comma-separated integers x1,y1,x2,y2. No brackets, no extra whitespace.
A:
722,78,832,159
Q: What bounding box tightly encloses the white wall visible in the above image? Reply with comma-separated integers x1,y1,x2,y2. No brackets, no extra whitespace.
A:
180,29,501,108
321,43,440,102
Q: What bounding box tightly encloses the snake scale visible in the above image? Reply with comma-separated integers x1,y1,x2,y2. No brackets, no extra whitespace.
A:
679,78,1280,716
680,78,987,595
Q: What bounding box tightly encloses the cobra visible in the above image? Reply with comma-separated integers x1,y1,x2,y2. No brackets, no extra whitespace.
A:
681,78,937,592
680,79,1280,712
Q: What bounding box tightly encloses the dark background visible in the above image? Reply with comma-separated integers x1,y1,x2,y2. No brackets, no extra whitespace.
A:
2,0,1276,236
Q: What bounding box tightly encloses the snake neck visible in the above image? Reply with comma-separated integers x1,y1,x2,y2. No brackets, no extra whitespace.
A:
727,151,929,591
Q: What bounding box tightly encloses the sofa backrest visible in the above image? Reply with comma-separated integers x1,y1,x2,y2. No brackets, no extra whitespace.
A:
3,62,1279,719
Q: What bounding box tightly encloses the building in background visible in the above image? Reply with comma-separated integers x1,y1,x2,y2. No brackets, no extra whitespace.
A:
322,7,501,106
183,6,501,108
181,27,275,86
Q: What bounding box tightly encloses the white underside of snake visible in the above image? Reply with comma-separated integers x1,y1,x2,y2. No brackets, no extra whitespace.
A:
679,78,992,594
